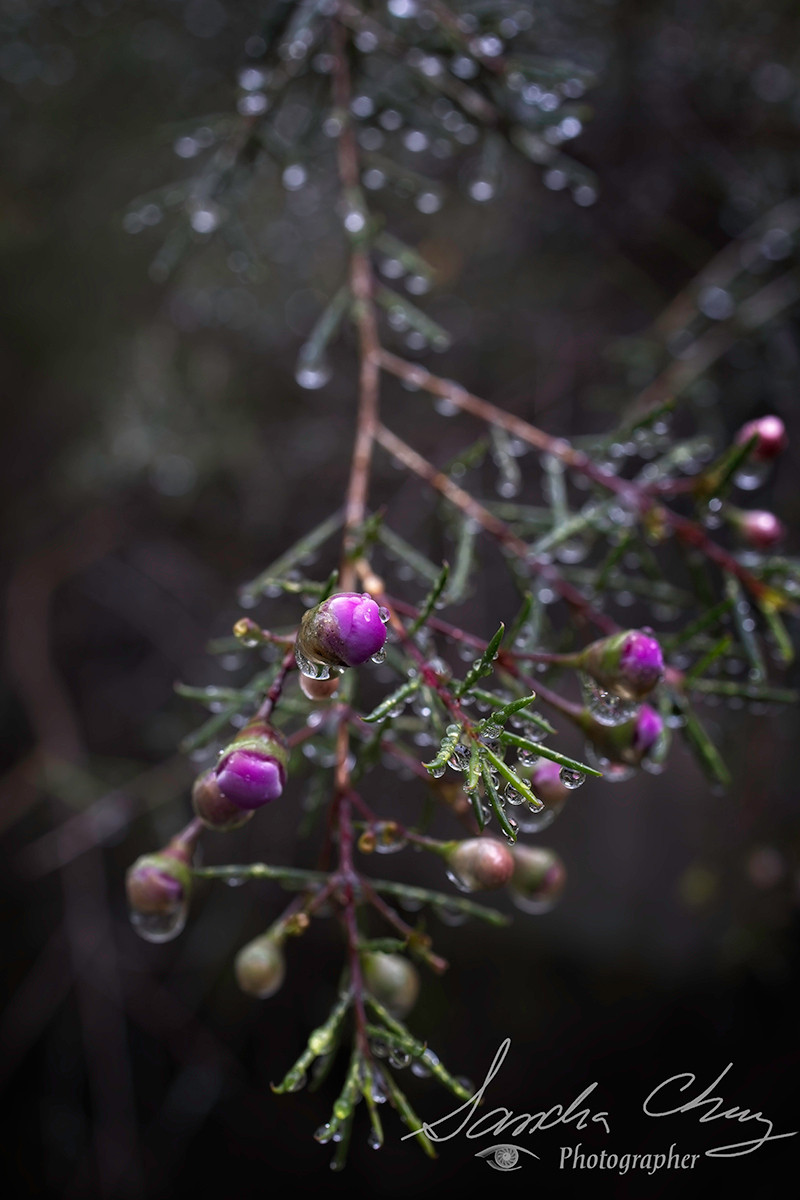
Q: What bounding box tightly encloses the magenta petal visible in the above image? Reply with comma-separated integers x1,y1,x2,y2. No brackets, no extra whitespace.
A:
325,593,386,666
216,750,285,810
633,705,663,755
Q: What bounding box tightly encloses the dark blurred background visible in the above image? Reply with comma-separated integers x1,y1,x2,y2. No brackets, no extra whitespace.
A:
1,1,799,1197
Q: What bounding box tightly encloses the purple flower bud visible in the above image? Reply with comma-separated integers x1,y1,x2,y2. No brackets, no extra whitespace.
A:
508,845,566,914
214,722,288,811
362,952,420,1018
192,770,254,831
126,852,192,942
579,629,664,701
736,415,787,462
234,935,286,999
295,591,387,676
579,702,664,768
446,837,515,892
737,509,785,550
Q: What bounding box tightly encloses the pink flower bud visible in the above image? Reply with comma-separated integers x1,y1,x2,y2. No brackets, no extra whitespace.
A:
214,721,288,811
580,702,664,767
295,592,387,676
735,415,787,462
737,509,785,550
508,845,566,914
579,629,664,701
446,837,515,892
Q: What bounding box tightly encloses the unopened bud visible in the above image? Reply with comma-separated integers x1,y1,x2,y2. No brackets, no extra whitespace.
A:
508,845,566,913
234,934,286,998
126,851,191,943
192,769,254,831
578,630,664,701
735,414,787,462
295,592,387,677
580,703,664,767
215,721,288,810
735,508,785,550
362,952,420,1018
446,837,515,892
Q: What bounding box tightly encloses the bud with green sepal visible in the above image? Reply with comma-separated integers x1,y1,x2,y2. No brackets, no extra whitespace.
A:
579,702,665,768
735,414,787,462
126,825,199,944
444,836,515,893
214,719,288,811
508,845,566,913
577,629,665,702
295,591,388,678
361,952,420,1019
235,931,287,999
728,507,786,550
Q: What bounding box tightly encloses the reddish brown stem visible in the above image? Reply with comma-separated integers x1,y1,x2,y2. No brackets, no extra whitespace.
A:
377,350,790,611
374,421,617,633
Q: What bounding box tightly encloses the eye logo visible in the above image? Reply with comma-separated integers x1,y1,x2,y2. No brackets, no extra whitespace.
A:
475,1144,539,1172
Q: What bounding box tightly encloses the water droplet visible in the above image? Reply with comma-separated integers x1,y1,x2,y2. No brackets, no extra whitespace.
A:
503,783,524,806
429,763,446,779
189,206,220,234
315,1123,334,1143
733,460,770,490
516,804,558,833
295,361,332,390
388,1048,411,1069
367,1129,382,1149
370,649,386,664
295,645,332,680
225,873,246,888
286,1072,306,1092
447,744,470,772
378,607,390,623
130,905,187,943
445,868,474,894
559,767,585,790
516,746,539,767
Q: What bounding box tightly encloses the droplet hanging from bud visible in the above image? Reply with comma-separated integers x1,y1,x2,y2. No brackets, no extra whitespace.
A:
126,848,193,943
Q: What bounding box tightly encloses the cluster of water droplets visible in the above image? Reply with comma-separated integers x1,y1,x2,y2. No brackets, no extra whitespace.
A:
580,673,639,727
